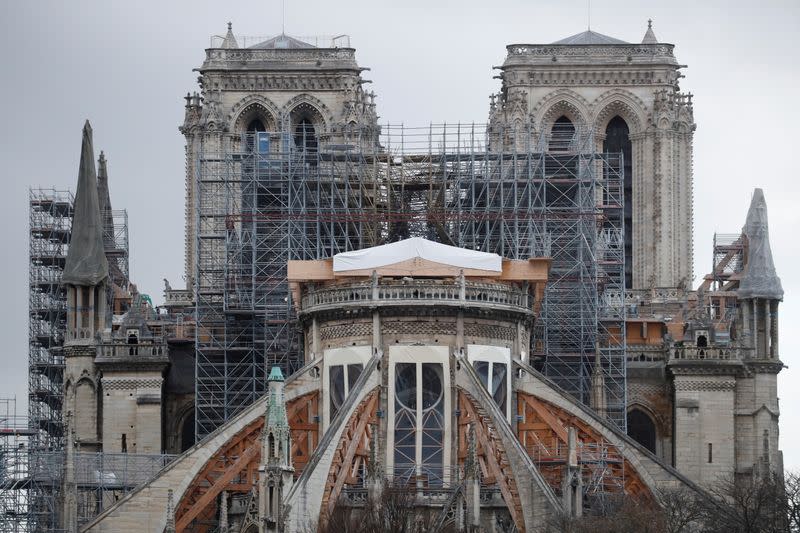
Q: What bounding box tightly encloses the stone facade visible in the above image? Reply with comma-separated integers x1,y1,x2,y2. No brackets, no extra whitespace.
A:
54,22,785,533
489,28,695,290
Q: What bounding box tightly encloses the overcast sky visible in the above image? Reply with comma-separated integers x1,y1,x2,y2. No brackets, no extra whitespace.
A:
1,0,798,468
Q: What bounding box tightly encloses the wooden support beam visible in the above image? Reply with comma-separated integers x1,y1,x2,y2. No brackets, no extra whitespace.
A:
176,445,259,532
459,390,525,532
325,390,378,518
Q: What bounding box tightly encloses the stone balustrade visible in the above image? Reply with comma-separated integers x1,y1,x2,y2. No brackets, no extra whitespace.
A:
627,344,667,363
669,345,741,362
97,339,168,358
300,279,532,316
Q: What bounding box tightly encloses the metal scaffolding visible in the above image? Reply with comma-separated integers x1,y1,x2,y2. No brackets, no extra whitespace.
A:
24,189,135,533
102,209,129,290
194,123,626,438
27,188,73,532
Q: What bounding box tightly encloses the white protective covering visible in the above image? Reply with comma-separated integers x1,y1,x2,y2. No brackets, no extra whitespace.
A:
332,237,502,272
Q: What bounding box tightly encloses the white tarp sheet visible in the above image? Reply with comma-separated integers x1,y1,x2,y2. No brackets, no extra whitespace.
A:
333,237,502,272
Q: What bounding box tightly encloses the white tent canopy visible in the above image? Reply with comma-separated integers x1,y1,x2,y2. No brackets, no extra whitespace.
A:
332,237,502,272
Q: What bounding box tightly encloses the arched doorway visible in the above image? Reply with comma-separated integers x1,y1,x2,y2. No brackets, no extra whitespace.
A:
627,408,657,454
181,410,196,452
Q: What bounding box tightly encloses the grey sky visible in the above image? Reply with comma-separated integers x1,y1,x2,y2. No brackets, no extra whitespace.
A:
2,0,798,467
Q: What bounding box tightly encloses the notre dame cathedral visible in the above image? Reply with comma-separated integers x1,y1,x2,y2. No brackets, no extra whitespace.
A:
33,20,784,532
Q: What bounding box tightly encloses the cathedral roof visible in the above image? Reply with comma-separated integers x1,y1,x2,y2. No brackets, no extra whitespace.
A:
62,121,109,286
738,188,783,300
551,30,629,45
249,33,315,49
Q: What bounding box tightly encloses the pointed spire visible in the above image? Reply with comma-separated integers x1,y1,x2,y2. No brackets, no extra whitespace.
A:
222,22,238,49
642,18,658,44
62,121,109,286
738,189,784,300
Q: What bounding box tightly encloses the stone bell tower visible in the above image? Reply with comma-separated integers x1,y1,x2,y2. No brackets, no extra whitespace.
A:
734,189,784,477
489,21,695,289
181,23,379,284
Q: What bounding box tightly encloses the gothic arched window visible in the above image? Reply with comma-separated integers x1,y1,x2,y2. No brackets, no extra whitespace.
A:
627,408,657,454
603,115,633,288
294,117,317,153
549,116,575,152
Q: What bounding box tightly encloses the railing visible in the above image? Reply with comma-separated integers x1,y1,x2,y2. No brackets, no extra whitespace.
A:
506,43,676,60
165,289,193,306
301,280,531,315
626,345,666,363
97,340,167,358
620,288,685,304
209,33,351,49
67,328,94,341
669,345,741,362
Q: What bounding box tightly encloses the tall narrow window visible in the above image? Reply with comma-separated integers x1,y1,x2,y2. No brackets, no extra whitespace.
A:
420,363,445,483
708,443,713,463
294,118,317,153
604,116,633,288
394,363,417,476
467,346,511,420
549,116,575,152
328,363,364,422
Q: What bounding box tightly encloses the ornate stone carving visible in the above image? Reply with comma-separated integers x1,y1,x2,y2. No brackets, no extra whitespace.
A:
101,377,164,390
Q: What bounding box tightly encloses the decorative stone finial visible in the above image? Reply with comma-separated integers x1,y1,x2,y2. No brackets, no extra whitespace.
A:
227,21,232,31
642,19,658,44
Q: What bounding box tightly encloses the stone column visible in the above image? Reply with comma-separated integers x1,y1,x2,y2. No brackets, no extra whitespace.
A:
97,283,106,332
311,317,320,360
219,491,229,533
464,424,481,530
75,285,83,335
87,287,95,338
764,300,771,358
751,300,758,356
562,427,583,518
770,302,779,358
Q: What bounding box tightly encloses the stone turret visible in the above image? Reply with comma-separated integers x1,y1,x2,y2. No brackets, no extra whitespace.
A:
735,188,784,478
63,121,108,454
61,123,110,532
259,366,294,532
